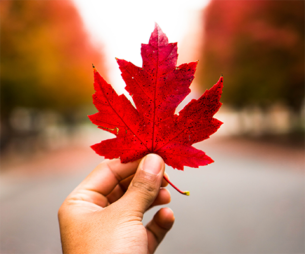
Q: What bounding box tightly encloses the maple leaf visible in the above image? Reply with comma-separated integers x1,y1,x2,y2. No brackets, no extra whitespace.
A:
89,24,223,194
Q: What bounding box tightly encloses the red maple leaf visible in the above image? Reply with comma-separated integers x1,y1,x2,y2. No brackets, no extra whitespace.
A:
89,24,223,194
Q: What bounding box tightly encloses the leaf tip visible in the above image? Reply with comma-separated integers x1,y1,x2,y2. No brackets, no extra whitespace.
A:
220,75,224,83
92,64,97,72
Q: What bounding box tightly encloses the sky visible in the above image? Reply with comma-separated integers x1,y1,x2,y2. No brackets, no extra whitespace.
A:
72,0,210,96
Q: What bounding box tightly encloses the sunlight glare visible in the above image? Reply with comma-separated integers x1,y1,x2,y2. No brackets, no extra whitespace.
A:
73,0,210,93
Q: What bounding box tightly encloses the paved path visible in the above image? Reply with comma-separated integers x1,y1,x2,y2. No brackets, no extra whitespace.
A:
0,137,304,254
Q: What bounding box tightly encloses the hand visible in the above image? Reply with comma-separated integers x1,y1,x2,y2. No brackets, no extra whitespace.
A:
58,154,175,254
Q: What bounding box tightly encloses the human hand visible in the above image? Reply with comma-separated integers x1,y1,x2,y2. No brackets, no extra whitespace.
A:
58,154,174,254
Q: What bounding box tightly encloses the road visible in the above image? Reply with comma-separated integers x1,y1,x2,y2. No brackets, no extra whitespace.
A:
0,137,304,254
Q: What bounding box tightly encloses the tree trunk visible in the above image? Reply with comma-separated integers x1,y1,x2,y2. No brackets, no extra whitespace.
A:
0,114,14,151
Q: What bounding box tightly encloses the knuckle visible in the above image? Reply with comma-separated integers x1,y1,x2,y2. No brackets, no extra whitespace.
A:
57,204,65,220
132,180,155,193
58,201,72,221
131,174,158,197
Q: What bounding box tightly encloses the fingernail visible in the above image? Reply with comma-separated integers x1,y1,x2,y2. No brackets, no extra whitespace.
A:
142,154,162,175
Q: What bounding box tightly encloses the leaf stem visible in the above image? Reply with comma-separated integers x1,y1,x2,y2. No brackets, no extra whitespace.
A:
163,175,190,196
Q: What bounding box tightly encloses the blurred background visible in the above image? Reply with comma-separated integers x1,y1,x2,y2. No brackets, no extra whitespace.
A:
0,0,304,253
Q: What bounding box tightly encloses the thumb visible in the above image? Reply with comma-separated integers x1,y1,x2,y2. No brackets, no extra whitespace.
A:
122,154,165,215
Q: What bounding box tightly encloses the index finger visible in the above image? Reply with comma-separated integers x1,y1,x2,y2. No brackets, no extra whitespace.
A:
75,158,141,198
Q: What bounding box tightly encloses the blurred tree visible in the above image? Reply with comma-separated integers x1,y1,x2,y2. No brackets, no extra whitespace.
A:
0,0,107,147
199,0,304,112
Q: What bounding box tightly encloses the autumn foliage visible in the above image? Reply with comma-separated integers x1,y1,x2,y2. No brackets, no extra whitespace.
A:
0,0,107,147
200,0,304,112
